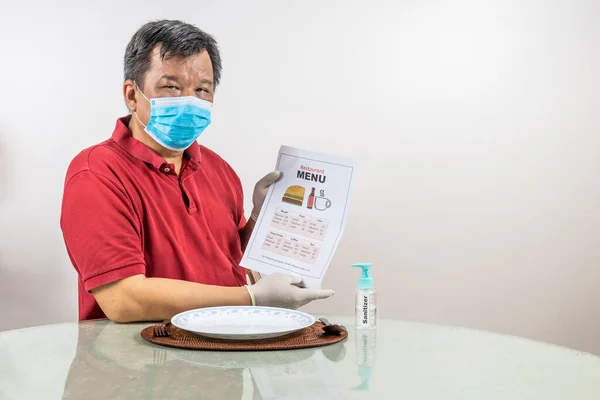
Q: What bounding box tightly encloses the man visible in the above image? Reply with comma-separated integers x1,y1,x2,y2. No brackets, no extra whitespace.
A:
60,19,334,322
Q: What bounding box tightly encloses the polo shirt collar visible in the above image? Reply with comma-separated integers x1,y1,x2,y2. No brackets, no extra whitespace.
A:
112,115,203,169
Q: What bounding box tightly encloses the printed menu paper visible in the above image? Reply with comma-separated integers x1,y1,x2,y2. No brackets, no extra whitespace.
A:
241,145,356,288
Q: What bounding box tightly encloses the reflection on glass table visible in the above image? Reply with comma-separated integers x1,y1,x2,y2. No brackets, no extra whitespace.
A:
2,316,600,399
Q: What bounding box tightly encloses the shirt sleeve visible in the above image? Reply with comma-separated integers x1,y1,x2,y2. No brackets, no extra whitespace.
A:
60,170,146,292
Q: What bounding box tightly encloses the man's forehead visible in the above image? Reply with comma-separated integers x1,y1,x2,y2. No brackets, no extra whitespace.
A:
149,46,207,66
147,47,213,80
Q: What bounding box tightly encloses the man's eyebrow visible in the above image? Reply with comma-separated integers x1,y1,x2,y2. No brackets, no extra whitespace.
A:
158,75,181,82
158,75,213,86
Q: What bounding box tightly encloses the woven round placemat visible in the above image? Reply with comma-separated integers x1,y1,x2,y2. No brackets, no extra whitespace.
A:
140,321,347,351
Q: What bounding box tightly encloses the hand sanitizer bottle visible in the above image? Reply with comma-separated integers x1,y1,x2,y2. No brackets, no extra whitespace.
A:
352,263,377,329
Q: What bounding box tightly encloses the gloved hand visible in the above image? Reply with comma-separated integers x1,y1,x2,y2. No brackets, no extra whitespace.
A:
247,273,334,310
251,171,281,220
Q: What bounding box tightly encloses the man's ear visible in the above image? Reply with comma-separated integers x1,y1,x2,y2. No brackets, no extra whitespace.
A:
123,80,138,113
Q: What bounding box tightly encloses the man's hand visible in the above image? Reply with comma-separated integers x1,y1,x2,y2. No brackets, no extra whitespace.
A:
247,273,335,309
251,171,281,219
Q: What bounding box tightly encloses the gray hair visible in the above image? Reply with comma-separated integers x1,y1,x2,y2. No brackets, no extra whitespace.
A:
124,19,222,90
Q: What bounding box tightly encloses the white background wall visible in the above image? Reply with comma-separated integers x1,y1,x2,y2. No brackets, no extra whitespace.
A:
1,0,599,355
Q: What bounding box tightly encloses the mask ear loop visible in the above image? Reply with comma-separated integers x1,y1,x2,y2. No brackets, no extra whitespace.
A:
133,81,151,103
132,81,150,128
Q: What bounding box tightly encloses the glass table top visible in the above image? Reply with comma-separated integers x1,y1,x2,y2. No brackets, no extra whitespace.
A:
1,316,599,399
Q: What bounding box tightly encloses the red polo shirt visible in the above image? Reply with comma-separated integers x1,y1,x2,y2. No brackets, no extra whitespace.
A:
60,116,248,321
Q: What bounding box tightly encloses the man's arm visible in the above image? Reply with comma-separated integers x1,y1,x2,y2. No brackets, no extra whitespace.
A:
92,274,252,323
92,272,335,322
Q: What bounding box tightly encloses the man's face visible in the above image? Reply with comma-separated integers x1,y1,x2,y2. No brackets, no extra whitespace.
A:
128,45,215,127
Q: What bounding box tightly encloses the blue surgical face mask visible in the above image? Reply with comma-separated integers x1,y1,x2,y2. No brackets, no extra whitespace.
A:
134,85,212,151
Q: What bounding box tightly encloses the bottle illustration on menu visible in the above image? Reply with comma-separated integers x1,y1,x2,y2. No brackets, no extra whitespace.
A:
307,187,315,209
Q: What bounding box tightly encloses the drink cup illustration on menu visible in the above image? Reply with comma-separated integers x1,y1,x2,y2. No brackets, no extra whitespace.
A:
308,188,331,211
314,196,332,211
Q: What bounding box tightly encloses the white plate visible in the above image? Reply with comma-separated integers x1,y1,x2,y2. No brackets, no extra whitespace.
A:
171,306,316,340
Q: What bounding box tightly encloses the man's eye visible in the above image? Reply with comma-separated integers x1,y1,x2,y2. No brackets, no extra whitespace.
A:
197,88,208,93
165,85,179,90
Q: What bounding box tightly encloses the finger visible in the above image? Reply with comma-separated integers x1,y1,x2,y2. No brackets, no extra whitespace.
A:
301,289,335,300
260,170,281,187
293,280,307,288
275,272,303,286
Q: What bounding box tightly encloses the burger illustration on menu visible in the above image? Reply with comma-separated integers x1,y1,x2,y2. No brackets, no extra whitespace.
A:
281,185,305,206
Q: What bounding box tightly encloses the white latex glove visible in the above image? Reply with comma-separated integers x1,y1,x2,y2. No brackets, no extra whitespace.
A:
247,273,335,310
251,171,281,219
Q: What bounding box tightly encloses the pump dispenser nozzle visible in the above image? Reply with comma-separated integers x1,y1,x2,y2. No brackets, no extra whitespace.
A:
352,263,373,290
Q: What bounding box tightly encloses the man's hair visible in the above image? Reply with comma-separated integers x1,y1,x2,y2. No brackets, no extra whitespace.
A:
124,19,222,89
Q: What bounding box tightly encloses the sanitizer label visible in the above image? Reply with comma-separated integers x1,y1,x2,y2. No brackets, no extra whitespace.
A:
359,294,370,326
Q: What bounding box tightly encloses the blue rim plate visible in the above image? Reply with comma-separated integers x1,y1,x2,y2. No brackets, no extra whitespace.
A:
171,306,316,340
